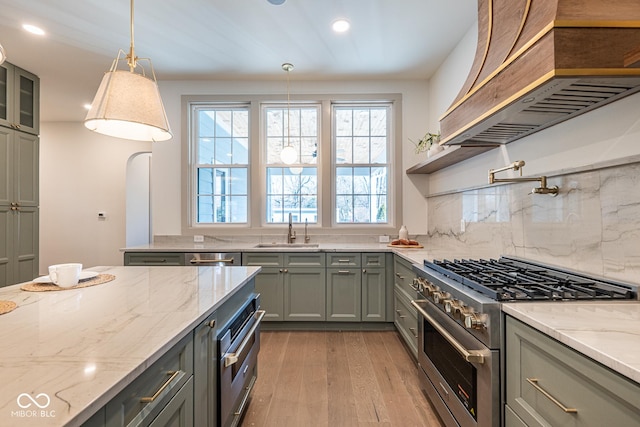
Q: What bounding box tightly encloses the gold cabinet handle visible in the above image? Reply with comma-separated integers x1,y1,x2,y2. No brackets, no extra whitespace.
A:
395,309,406,319
409,327,418,338
140,370,181,403
526,378,577,413
338,270,351,274
395,272,405,279
338,259,351,262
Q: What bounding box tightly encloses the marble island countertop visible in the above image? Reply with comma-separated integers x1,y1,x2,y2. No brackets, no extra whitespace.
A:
503,301,640,384
0,265,260,427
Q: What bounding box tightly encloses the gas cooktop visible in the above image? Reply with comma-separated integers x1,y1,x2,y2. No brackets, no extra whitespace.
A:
423,256,637,302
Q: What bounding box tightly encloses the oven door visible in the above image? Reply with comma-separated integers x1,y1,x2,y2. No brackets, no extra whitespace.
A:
412,299,499,427
218,297,266,427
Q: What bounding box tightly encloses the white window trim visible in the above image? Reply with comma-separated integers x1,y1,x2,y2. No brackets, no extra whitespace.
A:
181,93,403,236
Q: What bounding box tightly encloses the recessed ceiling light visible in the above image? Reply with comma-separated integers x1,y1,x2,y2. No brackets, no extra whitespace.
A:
23,24,45,36
332,19,350,33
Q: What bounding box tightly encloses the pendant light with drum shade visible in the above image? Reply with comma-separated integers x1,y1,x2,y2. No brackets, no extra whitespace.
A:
280,63,297,165
84,0,172,142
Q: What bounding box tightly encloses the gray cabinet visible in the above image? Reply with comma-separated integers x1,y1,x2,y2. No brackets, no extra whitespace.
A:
505,316,640,427
393,255,418,358
244,252,326,322
0,62,40,135
326,266,361,321
104,334,194,427
361,266,387,321
326,253,388,322
285,266,326,321
194,312,217,427
0,125,39,287
124,252,184,266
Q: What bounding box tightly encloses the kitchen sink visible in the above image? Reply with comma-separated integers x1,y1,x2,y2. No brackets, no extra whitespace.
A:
253,243,319,248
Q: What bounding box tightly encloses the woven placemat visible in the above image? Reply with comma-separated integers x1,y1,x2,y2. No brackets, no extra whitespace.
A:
0,300,17,315
20,274,116,292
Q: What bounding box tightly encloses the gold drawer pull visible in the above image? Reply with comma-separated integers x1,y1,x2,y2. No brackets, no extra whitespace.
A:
140,370,181,403
526,378,577,413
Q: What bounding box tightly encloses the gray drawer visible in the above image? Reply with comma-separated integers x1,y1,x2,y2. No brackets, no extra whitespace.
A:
105,334,194,427
361,253,386,267
393,288,418,358
284,253,325,267
124,252,184,266
393,255,417,299
327,253,360,267
242,253,283,266
506,316,640,427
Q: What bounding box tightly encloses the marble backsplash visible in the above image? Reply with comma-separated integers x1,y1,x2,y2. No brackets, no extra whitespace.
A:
426,162,640,285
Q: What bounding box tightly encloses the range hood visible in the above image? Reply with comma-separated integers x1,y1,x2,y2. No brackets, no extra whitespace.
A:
439,0,640,146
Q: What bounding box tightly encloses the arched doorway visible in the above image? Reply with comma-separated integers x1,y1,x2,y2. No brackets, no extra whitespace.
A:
126,152,152,247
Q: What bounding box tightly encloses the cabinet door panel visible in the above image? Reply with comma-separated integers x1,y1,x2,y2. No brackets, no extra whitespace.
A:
148,377,194,427
15,207,38,284
14,131,38,206
254,267,284,321
326,268,361,321
0,127,11,204
284,268,326,321
0,206,11,287
13,66,40,135
0,64,13,127
362,268,386,321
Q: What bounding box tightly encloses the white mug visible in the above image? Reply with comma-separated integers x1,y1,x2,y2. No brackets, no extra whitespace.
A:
48,263,83,288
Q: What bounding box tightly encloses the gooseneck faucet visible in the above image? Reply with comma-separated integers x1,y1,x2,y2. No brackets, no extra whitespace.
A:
287,213,296,243
488,160,558,196
304,219,310,243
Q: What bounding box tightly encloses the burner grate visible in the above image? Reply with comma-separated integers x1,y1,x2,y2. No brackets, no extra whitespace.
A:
424,258,635,301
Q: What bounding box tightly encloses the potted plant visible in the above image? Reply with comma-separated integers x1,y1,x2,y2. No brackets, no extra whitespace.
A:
410,131,442,157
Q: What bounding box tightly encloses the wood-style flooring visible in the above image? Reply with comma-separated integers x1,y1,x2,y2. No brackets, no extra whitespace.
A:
241,330,443,427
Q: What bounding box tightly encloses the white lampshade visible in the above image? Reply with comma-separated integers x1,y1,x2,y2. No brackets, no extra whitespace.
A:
84,70,172,142
280,145,297,164
0,43,5,65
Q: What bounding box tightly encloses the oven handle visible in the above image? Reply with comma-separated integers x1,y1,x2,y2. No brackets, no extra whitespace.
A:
190,258,236,264
224,310,266,367
411,300,485,364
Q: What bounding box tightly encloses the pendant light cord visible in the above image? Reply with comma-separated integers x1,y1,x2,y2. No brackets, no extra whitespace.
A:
283,63,293,148
127,0,137,71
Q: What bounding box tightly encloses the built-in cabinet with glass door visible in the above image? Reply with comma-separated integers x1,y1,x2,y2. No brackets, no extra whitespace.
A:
0,62,39,287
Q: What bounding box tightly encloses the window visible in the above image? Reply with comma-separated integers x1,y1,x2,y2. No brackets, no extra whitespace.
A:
264,104,319,224
333,105,389,223
185,94,400,232
192,104,249,224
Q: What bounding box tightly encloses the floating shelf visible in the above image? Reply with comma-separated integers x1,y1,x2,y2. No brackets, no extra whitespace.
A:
406,144,499,174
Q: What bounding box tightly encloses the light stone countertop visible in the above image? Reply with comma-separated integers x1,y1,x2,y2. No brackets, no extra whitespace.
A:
502,302,640,384
0,265,260,427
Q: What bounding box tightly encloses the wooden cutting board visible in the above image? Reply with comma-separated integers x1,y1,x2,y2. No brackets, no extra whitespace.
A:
387,244,424,248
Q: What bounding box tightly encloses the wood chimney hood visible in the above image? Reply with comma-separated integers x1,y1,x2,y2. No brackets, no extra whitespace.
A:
439,0,640,146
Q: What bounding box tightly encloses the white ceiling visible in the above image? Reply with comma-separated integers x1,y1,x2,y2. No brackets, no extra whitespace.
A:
0,0,476,122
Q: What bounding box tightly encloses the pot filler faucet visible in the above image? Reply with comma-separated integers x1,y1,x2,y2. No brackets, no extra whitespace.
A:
488,160,559,196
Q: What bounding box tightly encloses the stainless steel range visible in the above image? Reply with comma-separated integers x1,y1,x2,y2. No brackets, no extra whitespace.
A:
410,256,638,427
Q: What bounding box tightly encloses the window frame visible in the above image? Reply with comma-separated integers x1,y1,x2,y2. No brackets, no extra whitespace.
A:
182,93,402,235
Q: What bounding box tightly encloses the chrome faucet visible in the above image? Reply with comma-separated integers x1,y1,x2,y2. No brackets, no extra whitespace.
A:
287,213,296,243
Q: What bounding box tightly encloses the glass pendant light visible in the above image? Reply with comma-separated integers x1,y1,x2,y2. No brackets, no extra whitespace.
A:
280,63,297,164
84,0,172,142
0,43,6,65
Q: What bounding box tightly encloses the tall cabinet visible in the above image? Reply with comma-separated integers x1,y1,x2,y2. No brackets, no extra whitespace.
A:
0,62,40,287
